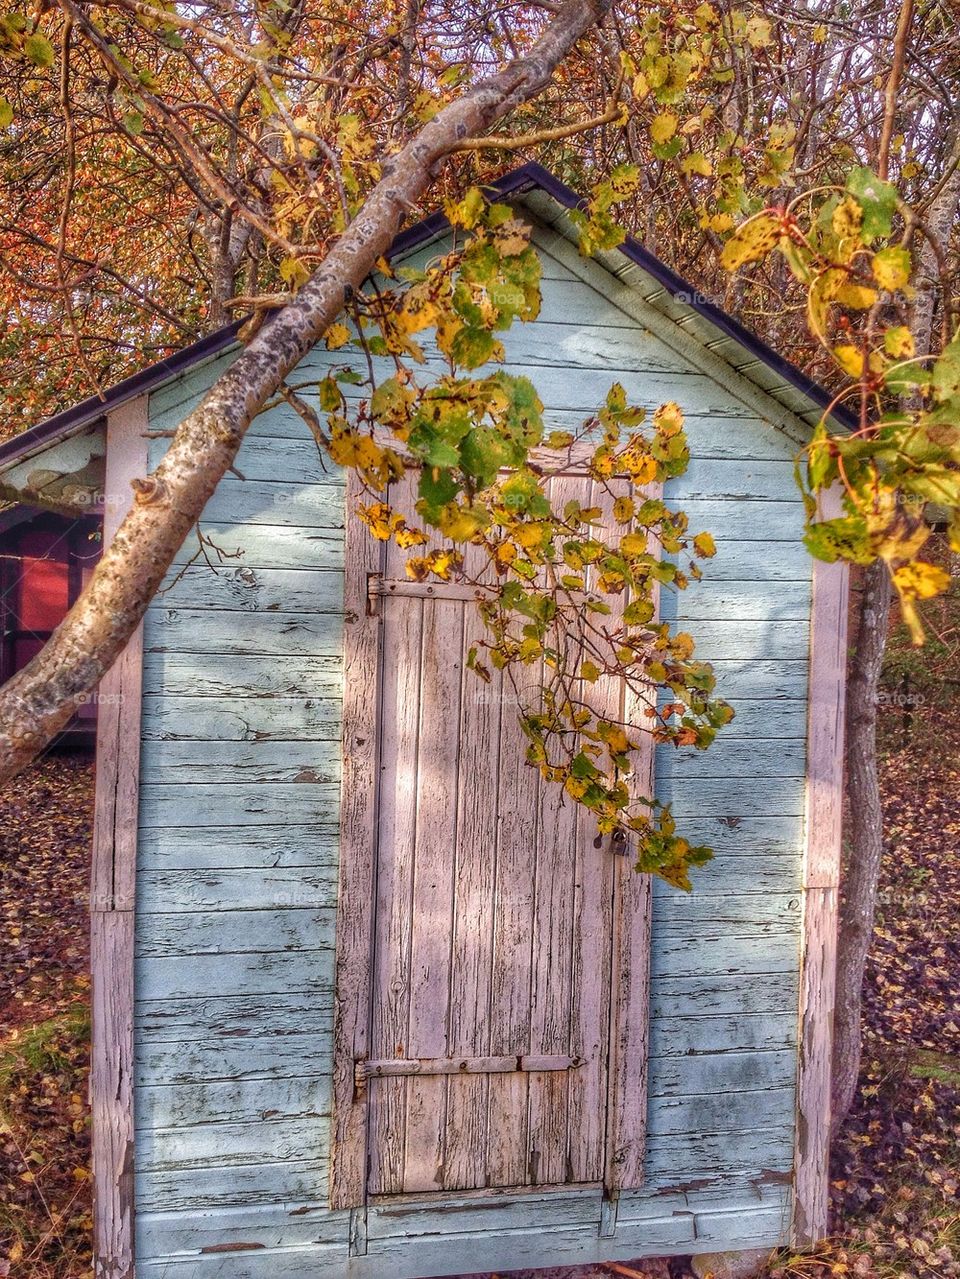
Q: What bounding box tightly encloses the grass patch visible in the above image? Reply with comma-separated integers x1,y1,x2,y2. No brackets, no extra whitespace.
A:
909,1050,960,1087
0,1001,92,1276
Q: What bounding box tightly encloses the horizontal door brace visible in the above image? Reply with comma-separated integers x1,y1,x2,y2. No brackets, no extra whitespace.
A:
367,573,593,612
357,1053,582,1083
367,574,496,610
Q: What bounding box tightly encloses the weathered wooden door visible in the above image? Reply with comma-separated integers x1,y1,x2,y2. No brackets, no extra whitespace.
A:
331,469,652,1208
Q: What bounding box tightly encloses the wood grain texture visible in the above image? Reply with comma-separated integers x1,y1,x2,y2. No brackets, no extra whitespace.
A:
330,470,384,1212
91,395,148,1279
794,487,850,1245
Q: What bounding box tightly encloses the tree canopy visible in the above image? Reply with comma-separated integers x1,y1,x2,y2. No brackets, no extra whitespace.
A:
0,0,957,888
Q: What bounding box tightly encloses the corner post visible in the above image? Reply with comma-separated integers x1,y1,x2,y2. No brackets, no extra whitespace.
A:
793,486,850,1244
90,396,148,1279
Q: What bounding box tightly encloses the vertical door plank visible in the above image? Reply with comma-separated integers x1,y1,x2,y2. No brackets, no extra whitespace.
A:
445,614,502,1190
486,663,541,1186
367,593,423,1195
402,598,465,1192
604,479,659,1194
526,474,582,1186
566,475,621,1185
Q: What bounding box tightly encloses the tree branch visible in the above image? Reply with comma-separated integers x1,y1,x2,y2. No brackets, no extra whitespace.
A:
0,0,615,780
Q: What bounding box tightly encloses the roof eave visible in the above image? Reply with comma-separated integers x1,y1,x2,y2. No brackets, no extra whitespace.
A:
0,161,852,472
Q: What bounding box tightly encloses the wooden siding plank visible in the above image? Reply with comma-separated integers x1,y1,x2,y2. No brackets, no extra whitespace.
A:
657,775,806,816
331,471,384,1212
136,1158,330,1213
141,652,342,699
92,394,147,1279
141,697,341,742
154,565,345,614
143,608,343,656
136,824,331,870
134,949,332,1002
138,783,339,828
135,1032,332,1087
138,1077,330,1129
136,867,337,913
794,488,849,1245
136,994,333,1045
169,524,342,570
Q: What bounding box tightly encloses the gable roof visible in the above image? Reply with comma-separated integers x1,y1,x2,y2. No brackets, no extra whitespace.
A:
0,161,852,474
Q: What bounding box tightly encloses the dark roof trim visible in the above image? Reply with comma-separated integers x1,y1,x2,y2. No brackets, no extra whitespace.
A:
491,163,855,429
0,161,853,470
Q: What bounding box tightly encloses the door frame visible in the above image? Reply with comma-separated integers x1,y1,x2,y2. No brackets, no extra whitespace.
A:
329,470,654,1212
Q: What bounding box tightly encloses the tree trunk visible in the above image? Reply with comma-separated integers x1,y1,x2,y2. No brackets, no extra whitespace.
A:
831,559,891,1129
0,0,613,783
831,106,960,1131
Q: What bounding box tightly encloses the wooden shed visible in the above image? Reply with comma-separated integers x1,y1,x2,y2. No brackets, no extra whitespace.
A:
0,164,850,1279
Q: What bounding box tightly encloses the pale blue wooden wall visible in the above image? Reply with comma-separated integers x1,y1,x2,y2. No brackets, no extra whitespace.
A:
132,225,809,1276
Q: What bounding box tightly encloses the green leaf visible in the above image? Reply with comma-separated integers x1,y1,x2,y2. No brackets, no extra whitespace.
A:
23,32,55,68
845,166,898,240
931,336,960,403
450,326,497,370
417,467,460,519
318,375,341,413
0,95,13,128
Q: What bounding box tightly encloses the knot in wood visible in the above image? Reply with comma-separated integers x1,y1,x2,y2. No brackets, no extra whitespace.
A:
130,476,166,505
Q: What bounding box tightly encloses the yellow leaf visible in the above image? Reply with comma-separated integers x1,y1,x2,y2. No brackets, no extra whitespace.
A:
893,561,950,601
438,504,488,542
653,401,684,435
620,531,647,558
834,345,865,378
872,245,911,290
693,531,716,558
580,660,601,682
835,281,878,309
832,196,863,242
884,326,915,358
807,267,845,342
279,255,310,289
650,111,678,145
395,526,428,549
745,15,772,47
681,151,712,178
893,561,951,644
720,211,781,271
613,496,635,524
324,322,350,350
